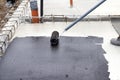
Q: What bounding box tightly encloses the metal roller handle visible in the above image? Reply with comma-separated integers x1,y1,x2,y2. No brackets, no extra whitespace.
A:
64,0,106,32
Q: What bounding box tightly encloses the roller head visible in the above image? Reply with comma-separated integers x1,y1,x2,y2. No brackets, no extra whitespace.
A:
50,31,59,46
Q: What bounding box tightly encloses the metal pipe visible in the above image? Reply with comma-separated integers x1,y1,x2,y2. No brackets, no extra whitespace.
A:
64,0,106,32
40,0,43,23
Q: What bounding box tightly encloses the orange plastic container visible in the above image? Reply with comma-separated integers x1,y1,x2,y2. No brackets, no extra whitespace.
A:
31,9,39,23
70,0,73,7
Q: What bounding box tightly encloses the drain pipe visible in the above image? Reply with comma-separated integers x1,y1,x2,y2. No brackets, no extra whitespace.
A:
64,0,106,32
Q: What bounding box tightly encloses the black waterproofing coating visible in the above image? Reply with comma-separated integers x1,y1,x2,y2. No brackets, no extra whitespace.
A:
0,36,109,80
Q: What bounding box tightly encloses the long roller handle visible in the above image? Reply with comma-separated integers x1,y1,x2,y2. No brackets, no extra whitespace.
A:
64,0,106,32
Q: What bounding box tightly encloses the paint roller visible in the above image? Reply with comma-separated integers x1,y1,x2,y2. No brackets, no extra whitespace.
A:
50,31,59,46
50,0,106,46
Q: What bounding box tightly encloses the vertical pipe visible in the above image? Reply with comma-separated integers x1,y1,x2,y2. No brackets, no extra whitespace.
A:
30,0,39,23
64,0,106,31
40,0,43,23
70,0,73,7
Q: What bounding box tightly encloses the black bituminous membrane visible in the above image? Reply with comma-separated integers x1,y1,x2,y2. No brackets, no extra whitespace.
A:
0,36,109,80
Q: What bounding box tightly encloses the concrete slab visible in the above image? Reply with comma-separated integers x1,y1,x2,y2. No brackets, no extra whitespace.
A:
0,36,109,80
12,21,120,80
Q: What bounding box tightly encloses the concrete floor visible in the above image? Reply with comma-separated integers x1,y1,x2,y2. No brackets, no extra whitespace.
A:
14,21,120,80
